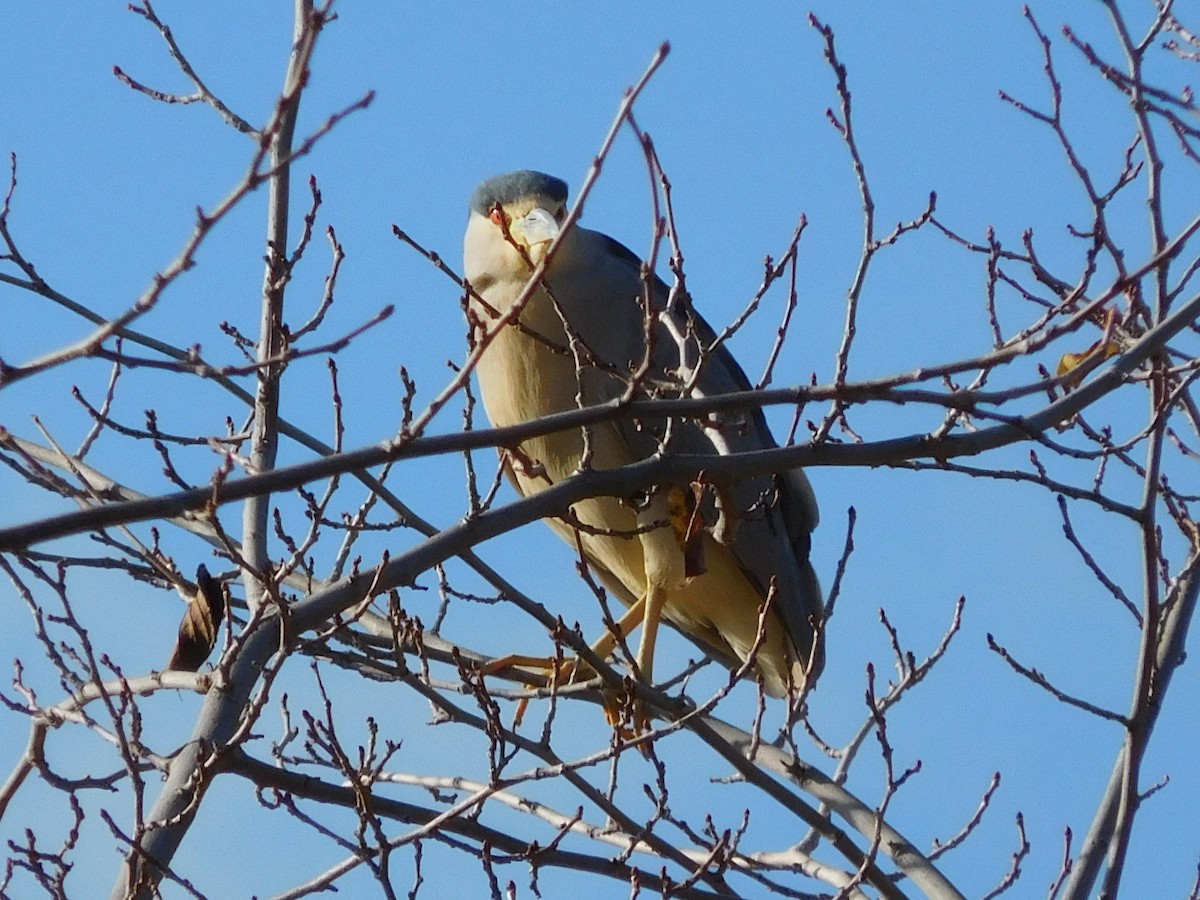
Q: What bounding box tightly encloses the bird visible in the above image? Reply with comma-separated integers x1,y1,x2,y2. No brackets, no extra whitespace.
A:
462,169,823,701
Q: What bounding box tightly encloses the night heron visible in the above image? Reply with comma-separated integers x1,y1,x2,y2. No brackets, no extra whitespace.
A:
463,169,823,700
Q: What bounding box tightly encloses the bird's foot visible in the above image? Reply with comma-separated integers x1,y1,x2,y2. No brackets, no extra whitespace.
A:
601,684,654,751
480,653,594,727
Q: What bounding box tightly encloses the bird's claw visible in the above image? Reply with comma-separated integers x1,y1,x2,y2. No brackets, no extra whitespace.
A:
602,685,654,751
480,653,593,728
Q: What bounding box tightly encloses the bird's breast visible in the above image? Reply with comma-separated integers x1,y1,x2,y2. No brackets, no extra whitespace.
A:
473,296,576,423
472,292,589,483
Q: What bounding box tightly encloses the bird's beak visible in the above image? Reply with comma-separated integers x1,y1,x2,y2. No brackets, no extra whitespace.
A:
510,207,560,259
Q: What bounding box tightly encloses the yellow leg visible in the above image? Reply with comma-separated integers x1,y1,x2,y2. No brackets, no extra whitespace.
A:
481,594,662,734
480,653,566,676
633,491,685,690
589,596,645,661
635,584,668,685
481,596,647,681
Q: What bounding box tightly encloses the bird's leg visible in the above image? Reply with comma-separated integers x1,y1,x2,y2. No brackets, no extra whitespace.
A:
635,585,668,686
594,584,669,741
607,491,687,736
587,596,646,662
477,600,652,724
483,485,688,735
483,589,673,736
480,653,568,676
631,489,687,688
482,596,647,680
481,596,650,728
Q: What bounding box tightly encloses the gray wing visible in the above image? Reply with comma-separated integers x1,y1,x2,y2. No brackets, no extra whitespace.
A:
566,232,825,676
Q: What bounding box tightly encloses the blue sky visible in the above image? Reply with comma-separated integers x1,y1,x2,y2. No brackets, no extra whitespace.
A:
2,2,1197,897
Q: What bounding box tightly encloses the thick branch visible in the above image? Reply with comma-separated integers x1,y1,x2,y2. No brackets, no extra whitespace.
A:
5,282,1198,553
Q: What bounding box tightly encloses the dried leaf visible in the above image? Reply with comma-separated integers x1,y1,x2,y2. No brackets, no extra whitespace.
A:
1056,337,1122,388
1056,306,1123,389
667,482,707,578
167,565,225,672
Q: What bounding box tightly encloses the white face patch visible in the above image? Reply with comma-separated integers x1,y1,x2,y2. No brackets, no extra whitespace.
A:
511,206,560,249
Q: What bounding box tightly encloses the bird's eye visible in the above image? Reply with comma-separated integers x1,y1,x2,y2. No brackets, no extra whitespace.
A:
489,208,503,226
554,207,566,223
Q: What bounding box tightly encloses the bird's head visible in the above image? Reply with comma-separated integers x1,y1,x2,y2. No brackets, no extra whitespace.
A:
464,170,569,290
